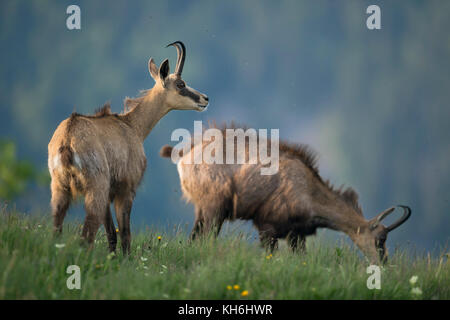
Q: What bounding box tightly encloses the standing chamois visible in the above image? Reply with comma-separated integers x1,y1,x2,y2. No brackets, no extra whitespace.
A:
48,41,209,254
160,124,411,263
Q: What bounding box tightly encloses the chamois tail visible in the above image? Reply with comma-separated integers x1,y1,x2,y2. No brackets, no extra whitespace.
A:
159,145,173,158
59,145,74,167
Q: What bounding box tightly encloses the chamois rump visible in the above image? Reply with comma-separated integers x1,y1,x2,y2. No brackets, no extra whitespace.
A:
48,42,209,254
160,124,411,263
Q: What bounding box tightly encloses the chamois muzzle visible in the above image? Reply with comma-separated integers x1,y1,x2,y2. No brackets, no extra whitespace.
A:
167,41,186,76
370,205,411,232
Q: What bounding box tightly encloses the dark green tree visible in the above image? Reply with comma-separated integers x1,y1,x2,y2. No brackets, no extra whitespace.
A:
0,139,48,201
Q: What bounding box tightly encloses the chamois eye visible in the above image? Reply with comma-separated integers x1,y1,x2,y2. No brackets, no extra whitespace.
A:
177,81,185,89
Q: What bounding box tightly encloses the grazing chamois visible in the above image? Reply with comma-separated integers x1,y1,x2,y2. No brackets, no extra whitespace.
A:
160,124,411,263
48,41,209,254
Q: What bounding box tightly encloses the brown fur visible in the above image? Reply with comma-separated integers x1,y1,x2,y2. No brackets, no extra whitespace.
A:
162,123,400,263
48,46,209,254
58,145,73,167
278,141,362,214
93,102,114,117
160,145,173,158
70,102,117,119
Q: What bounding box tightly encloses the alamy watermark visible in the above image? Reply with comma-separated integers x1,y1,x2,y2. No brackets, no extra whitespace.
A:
366,5,381,30
169,121,279,175
66,5,380,31
66,5,81,30
66,265,81,290
366,265,381,290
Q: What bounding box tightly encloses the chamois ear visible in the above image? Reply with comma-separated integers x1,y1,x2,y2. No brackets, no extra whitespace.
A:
158,58,170,85
148,58,159,81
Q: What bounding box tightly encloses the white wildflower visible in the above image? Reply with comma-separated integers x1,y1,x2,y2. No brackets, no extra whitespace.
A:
409,275,418,285
55,243,66,249
411,287,422,296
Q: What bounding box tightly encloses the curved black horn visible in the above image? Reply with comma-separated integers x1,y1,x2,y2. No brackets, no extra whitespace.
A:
166,41,186,75
370,205,411,232
386,205,411,232
370,206,395,230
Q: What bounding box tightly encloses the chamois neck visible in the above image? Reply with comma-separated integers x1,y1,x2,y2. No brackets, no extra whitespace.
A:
313,193,369,238
333,205,369,237
125,89,170,141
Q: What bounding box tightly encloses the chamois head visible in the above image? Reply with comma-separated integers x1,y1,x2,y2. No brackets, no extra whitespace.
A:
354,205,411,263
148,41,209,111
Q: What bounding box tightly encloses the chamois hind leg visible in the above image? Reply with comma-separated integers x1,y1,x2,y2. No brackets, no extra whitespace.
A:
258,226,278,253
190,207,204,241
82,187,109,247
288,232,306,253
50,179,71,235
201,205,226,239
114,193,134,255
104,205,117,253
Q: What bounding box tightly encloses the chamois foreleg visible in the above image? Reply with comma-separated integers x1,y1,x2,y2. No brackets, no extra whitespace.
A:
287,232,306,253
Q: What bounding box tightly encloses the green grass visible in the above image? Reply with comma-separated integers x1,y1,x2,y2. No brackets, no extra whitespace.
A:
0,210,448,300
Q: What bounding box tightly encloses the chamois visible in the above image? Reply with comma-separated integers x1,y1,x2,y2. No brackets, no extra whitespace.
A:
48,41,209,254
160,124,411,263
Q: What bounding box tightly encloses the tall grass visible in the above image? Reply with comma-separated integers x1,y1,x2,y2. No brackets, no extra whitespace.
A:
0,210,448,299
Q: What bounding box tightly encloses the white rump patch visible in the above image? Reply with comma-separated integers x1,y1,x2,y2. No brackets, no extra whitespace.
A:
48,152,83,172
49,154,61,171
177,161,184,181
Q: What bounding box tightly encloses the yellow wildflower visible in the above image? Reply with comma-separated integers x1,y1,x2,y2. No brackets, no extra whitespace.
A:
241,290,249,297
226,285,232,290
233,284,240,290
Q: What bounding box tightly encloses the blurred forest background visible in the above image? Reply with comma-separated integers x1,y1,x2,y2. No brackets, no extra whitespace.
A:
0,0,448,251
